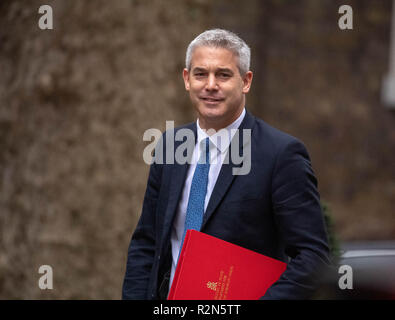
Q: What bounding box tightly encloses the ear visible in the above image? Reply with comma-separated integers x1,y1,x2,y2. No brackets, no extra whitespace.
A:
182,68,190,91
242,71,253,94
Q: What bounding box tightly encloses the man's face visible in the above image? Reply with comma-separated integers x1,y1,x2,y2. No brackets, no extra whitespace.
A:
183,46,253,131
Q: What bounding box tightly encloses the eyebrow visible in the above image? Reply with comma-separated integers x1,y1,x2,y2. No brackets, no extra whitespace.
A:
192,67,234,74
216,68,234,74
192,67,206,73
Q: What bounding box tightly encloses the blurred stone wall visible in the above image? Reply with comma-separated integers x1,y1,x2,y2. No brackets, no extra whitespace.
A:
0,0,212,299
0,0,394,299
213,0,395,240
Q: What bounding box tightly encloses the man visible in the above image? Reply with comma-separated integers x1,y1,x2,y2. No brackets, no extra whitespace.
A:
122,29,330,300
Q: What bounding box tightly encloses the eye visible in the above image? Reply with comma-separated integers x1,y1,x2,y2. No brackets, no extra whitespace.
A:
193,70,207,77
218,72,231,78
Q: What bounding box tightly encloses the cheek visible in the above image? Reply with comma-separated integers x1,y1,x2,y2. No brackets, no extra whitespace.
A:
225,87,243,103
189,84,202,96
190,90,200,102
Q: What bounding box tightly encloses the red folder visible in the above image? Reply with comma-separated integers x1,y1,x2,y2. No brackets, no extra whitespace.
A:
168,230,287,300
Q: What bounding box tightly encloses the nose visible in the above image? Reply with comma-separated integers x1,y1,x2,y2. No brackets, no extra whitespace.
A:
205,73,218,91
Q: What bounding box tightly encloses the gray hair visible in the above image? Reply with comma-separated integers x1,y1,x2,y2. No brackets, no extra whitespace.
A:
185,29,251,75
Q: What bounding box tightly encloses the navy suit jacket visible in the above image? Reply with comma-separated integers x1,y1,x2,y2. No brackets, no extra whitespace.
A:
122,110,330,300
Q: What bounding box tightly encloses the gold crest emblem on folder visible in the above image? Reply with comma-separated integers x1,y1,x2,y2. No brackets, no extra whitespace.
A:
206,281,217,291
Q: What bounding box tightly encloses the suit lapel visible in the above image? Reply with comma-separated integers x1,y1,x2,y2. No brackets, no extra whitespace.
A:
161,123,197,243
201,154,239,229
201,111,255,230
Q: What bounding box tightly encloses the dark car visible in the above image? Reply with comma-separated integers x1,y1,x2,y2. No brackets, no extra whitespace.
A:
315,241,395,299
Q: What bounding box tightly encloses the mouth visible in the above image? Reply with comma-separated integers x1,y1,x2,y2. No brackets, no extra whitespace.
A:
199,97,225,105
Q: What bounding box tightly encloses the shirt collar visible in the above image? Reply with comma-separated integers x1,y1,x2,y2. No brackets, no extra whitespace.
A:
196,108,246,154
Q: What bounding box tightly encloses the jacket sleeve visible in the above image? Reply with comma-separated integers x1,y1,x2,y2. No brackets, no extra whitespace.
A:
122,158,162,299
262,138,331,300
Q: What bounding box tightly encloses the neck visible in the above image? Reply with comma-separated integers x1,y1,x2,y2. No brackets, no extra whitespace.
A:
199,103,245,132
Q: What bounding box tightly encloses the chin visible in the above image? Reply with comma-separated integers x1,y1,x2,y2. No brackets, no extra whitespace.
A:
198,110,233,131
199,106,225,121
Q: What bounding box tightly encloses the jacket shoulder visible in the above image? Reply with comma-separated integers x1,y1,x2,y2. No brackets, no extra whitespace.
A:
252,115,303,151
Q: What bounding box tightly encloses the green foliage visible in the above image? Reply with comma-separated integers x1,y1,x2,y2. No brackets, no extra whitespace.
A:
321,200,340,261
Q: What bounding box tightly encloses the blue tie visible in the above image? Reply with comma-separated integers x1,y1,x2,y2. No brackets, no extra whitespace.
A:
181,137,210,247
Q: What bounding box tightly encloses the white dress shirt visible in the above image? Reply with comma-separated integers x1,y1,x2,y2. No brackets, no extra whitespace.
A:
168,108,246,292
